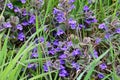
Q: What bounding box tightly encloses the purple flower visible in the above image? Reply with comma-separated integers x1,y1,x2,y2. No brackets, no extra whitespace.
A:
116,28,120,34
105,33,111,39
59,69,68,77
59,59,65,64
71,62,80,70
98,73,104,79
16,24,23,30
93,50,98,58
72,49,81,56
29,14,36,24
3,22,12,28
98,23,106,29
31,53,38,58
43,61,52,72
100,63,107,70
27,63,34,68
67,41,73,47
68,18,77,29
85,18,97,24
57,29,64,36
27,63,37,69
59,54,67,59
53,8,61,15
53,40,59,46
68,0,75,4
14,7,21,13
61,46,68,51
83,6,89,12
7,3,13,9
78,24,85,29
95,38,101,44
18,32,25,41
40,37,44,43
22,9,27,16
53,8,65,23
48,48,56,55
21,21,28,26
20,0,26,4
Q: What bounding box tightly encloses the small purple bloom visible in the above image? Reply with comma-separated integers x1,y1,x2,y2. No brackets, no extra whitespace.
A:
16,24,23,30
98,73,104,79
93,50,98,58
14,7,21,13
67,41,73,47
27,63,34,68
105,33,111,39
72,49,81,56
68,0,75,4
7,3,13,9
68,18,77,29
27,63,37,69
59,69,68,77
59,54,67,59
18,32,25,41
48,48,56,55
20,0,26,4
31,48,38,58
98,23,106,29
43,61,52,72
53,40,59,46
22,9,27,16
100,63,107,70
78,24,85,29
40,37,44,43
83,6,89,12
95,38,101,44
57,29,64,36
3,22,12,28
116,28,120,34
53,8,65,23
29,14,36,24
59,59,65,64
85,18,97,24
21,21,28,26
71,62,80,70
61,46,68,51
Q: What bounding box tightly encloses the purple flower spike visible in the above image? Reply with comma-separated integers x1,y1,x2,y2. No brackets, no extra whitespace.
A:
105,33,111,39
67,41,73,47
98,23,106,29
43,61,52,72
72,49,81,56
59,69,68,77
14,7,21,13
71,62,80,70
16,24,23,30
116,28,120,34
57,29,64,36
59,54,67,59
21,21,28,26
3,22,12,28
93,50,98,58
40,37,44,43
48,48,56,55
27,63,34,68
18,32,25,41
100,63,107,70
7,3,13,9
20,0,26,4
83,6,89,12
98,73,104,79
68,18,77,29
29,14,36,24
95,38,101,44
